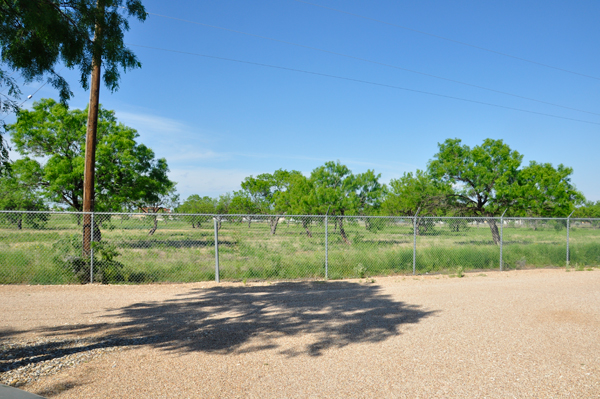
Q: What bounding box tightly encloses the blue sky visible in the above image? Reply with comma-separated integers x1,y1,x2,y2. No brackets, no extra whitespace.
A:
6,0,600,202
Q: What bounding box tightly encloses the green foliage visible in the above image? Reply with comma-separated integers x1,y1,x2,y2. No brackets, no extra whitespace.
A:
574,201,600,218
448,219,470,232
382,169,451,216
427,138,584,218
355,263,367,278
0,160,46,212
52,234,126,284
0,0,147,102
514,161,584,217
8,99,175,211
428,138,523,216
456,266,464,278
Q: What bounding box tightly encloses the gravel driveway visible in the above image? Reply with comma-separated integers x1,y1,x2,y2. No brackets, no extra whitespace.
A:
1,268,599,398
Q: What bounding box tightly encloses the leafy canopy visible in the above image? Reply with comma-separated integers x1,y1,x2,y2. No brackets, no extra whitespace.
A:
8,98,174,211
0,0,147,102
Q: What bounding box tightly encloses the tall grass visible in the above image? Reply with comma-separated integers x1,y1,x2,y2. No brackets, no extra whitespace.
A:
0,215,599,284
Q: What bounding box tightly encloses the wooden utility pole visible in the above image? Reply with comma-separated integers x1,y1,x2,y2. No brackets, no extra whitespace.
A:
82,0,105,257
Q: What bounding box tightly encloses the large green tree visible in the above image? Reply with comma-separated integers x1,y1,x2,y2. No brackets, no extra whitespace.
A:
427,138,584,244
8,98,174,211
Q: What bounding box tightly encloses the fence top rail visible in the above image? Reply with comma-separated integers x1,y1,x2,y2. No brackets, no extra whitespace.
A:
0,210,598,222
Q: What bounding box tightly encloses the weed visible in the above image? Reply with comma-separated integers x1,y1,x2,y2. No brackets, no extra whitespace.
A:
456,266,464,278
354,263,367,278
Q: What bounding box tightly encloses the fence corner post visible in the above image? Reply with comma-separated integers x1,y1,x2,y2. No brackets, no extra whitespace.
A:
413,208,420,275
500,209,507,271
214,216,220,283
566,210,574,268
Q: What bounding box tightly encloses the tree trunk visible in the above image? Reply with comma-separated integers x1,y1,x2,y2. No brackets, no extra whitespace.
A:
487,218,501,245
269,216,279,235
148,216,158,236
17,217,22,230
302,219,312,237
338,217,351,245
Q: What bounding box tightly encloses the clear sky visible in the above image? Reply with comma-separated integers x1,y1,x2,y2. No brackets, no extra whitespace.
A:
7,0,600,202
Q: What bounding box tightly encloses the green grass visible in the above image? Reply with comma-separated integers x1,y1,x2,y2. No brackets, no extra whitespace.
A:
0,215,599,284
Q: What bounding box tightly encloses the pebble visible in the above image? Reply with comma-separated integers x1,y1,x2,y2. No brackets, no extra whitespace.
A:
0,336,154,387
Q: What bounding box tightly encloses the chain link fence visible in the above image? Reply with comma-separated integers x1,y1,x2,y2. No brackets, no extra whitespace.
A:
0,211,599,284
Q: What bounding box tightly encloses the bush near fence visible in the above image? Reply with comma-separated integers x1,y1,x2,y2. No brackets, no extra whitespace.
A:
0,211,599,284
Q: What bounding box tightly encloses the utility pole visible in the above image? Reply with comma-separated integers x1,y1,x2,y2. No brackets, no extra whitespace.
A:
82,0,105,257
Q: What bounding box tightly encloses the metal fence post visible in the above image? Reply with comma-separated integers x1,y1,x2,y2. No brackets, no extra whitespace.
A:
325,207,331,280
90,212,94,283
214,217,220,283
500,209,507,271
413,208,420,275
566,211,574,267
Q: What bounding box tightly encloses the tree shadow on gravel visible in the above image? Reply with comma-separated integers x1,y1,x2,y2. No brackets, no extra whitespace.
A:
37,281,437,357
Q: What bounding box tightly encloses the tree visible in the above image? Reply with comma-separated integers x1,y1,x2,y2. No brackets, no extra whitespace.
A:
513,161,584,217
574,201,600,219
8,98,175,212
177,195,217,228
310,161,384,244
382,169,452,235
382,170,452,216
0,0,146,101
241,169,302,234
139,187,179,236
428,138,583,244
274,173,318,236
0,159,47,229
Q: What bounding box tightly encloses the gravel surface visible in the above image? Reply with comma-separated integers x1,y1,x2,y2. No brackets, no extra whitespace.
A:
1,268,599,398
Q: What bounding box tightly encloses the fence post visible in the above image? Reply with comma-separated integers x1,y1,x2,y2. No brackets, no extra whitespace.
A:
90,212,94,283
566,211,574,268
214,217,220,283
325,206,331,280
500,209,507,271
413,208,420,275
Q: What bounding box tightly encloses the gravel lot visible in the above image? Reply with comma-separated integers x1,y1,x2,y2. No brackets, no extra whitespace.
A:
1,268,599,398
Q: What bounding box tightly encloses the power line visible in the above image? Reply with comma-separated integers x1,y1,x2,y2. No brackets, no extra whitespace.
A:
292,0,600,82
145,11,600,118
126,43,600,126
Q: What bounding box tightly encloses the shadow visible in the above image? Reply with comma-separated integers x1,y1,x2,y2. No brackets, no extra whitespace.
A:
360,239,411,245
0,328,24,341
0,336,148,375
120,239,235,249
37,282,437,357
35,381,83,398
455,240,497,245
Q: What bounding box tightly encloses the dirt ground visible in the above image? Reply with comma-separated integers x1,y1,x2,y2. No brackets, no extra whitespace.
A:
1,268,599,398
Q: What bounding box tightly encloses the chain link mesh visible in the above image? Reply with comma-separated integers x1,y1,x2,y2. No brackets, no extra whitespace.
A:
0,211,599,284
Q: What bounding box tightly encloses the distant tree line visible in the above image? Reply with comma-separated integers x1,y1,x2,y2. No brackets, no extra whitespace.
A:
177,138,595,245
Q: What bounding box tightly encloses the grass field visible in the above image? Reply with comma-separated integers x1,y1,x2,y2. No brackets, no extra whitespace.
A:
1,213,599,284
